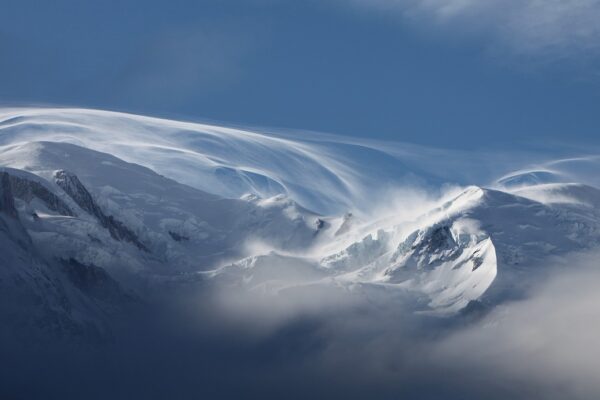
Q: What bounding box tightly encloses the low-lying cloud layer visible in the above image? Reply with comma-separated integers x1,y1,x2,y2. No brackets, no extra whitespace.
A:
3,249,600,399
436,251,600,399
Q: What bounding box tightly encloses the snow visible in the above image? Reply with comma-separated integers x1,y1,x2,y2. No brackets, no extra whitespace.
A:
2,107,600,336
0,108,447,215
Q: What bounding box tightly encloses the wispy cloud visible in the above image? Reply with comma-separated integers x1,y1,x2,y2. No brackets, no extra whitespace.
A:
346,0,600,61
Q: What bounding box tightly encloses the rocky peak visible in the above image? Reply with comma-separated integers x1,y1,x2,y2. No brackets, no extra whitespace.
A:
6,172,74,216
0,172,18,219
392,225,461,269
54,170,148,252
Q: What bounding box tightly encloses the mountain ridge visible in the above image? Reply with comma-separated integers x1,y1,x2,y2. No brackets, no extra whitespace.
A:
1,108,600,338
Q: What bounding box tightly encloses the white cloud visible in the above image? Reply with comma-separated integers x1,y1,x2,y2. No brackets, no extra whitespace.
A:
347,0,600,60
435,250,600,399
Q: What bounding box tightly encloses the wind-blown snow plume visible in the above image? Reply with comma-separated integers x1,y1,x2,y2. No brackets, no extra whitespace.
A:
0,107,518,215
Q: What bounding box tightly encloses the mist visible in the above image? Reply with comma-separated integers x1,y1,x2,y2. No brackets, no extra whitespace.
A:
2,247,600,400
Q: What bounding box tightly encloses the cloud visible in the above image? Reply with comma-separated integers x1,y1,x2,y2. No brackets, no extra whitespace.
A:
3,249,600,399
346,0,600,61
198,248,600,399
434,250,600,399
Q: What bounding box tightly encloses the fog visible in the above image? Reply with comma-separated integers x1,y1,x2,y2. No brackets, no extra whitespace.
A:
2,248,600,399
435,251,600,399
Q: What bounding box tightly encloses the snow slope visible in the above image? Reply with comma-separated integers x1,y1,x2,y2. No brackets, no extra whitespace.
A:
215,183,600,314
0,108,448,215
2,107,600,336
0,140,336,337
0,141,327,273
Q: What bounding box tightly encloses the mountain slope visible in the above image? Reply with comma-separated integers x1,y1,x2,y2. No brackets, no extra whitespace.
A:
0,141,339,337
0,171,129,341
0,108,443,215
214,185,600,313
1,108,600,338
0,141,329,271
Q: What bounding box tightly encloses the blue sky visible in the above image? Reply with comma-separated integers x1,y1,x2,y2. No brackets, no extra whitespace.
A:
2,0,600,148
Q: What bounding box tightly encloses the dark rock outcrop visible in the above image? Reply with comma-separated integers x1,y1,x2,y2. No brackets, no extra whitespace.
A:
0,172,18,218
391,225,462,270
54,170,148,252
6,173,74,216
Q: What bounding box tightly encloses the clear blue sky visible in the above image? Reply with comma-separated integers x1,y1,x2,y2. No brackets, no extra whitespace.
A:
2,0,600,148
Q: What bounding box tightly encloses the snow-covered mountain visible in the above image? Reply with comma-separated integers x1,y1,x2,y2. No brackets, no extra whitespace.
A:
0,107,451,216
208,183,600,315
2,107,600,338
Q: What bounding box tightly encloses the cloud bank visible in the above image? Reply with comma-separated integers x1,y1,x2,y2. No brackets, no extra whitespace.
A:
205,249,600,399
435,251,600,399
4,250,600,399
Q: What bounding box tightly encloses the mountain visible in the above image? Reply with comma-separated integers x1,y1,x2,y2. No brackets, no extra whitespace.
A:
0,140,335,338
212,184,600,314
0,170,131,342
1,107,600,338
0,107,450,215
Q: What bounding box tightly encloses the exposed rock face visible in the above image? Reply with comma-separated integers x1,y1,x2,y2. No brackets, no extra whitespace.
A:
0,172,33,251
54,170,103,217
392,225,462,269
54,170,148,252
0,172,18,218
0,171,136,341
0,173,87,340
6,173,74,216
